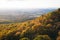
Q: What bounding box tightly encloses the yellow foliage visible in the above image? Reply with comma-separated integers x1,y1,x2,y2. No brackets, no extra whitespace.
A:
46,24,52,27
56,36,60,40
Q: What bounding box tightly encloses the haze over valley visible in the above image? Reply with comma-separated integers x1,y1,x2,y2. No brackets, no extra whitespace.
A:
0,8,55,24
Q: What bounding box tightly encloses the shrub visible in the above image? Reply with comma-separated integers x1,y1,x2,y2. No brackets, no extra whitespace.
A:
20,37,30,40
33,35,51,40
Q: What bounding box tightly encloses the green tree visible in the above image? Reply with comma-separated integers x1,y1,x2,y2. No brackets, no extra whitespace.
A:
33,35,51,40
20,37,30,40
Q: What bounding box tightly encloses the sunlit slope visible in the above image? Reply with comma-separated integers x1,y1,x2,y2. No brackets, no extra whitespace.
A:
0,9,60,40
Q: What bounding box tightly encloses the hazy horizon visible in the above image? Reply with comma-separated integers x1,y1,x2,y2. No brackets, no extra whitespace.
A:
0,8,56,15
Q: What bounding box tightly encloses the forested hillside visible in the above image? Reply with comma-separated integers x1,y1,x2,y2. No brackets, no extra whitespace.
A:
0,8,60,40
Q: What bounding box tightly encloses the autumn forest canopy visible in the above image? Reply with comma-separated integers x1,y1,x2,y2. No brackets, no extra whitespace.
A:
0,8,60,40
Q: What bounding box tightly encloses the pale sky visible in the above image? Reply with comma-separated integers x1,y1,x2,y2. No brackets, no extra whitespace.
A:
0,0,60,9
